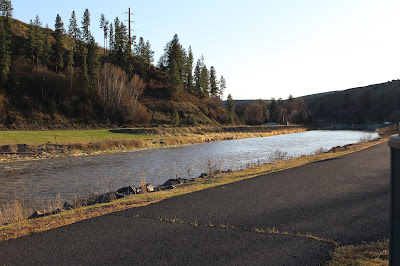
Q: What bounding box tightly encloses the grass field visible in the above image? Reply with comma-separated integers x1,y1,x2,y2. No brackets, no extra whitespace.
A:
0,129,157,145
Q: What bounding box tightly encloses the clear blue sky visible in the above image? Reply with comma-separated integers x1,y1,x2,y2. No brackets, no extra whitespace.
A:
11,0,400,100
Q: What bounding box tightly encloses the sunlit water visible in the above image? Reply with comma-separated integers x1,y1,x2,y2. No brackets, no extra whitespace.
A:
0,130,378,204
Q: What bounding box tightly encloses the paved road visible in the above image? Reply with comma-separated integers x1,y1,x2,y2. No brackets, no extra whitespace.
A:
0,143,390,265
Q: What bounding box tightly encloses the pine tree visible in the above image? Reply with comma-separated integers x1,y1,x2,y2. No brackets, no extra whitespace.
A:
193,59,201,96
27,15,43,71
209,66,218,98
81,9,91,44
225,94,235,124
66,49,74,89
78,55,89,92
108,23,114,57
113,17,129,69
200,66,209,97
162,34,185,93
68,11,81,53
0,0,13,88
99,13,109,56
54,14,65,72
144,40,154,68
42,25,52,66
87,36,100,91
184,46,194,90
219,75,226,99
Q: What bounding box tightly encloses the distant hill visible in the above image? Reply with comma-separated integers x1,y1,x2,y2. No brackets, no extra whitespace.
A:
232,81,400,125
302,81,400,124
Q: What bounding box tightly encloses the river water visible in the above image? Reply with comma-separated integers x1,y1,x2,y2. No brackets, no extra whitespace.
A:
0,130,378,204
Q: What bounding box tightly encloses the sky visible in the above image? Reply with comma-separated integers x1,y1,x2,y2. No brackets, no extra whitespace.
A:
11,0,400,100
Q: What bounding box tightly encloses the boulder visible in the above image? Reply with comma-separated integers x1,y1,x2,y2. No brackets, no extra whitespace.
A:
117,186,136,195
162,178,187,187
87,192,117,205
28,210,44,220
63,202,74,210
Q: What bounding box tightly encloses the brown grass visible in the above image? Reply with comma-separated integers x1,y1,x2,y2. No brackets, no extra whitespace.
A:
0,138,386,243
327,240,389,265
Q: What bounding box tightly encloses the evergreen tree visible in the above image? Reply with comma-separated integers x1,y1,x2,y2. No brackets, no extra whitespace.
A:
87,36,100,91
193,59,202,96
144,40,154,68
66,49,74,89
135,37,154,70
108,23,114,56
184,46,194,90
209,66,218,98
200,66,209,97
225,94,235,124
81,9,91,43
54,14,65,72
27,15,43,71
99,13,109,56
113,17,129,69
0,0,13,88
219,75,226,99
68,11,81,53
78,55,89,92
269,98,278,122
162,34,185,93
42,25,52,66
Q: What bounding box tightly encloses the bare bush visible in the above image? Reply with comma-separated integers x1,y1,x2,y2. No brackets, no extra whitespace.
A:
269,150,288,162
97,63,148,124
314,147,327,155
359,134,374,143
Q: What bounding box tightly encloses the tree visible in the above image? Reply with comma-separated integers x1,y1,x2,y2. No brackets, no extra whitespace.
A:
163,34,185,93
0,0,13,88
209,66,218,98
219,75,226,99
225,94,235,124
112,17,129,69
78,55,89,92
269,98,278,122
26,15,43,75
135,37,154,70
193,59,202,96
87,36,100,91
200,65,209,97
184,46,194,90
54,14,65,72
81,9,91,44
97,63,147,124
244,102,264,125
99,13,109,56
68,11,81,52
66,49,74,89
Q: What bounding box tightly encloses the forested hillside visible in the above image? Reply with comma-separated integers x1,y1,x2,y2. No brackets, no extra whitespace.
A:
302,81,400,125
0,1,229,129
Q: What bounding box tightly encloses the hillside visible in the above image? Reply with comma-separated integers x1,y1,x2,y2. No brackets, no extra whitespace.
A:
0,14,229,129
302,81,400,124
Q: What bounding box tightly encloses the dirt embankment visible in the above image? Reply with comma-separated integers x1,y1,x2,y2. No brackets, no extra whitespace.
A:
0,126,307,162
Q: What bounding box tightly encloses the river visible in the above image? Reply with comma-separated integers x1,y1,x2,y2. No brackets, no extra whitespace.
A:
0,130,378,204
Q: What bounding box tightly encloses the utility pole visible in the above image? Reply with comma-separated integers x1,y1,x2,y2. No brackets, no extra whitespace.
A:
127,8,134,54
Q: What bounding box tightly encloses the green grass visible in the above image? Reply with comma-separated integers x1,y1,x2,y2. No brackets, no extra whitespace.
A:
0,129,157,145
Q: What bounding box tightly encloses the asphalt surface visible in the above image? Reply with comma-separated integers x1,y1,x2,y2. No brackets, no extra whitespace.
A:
0,143,390,265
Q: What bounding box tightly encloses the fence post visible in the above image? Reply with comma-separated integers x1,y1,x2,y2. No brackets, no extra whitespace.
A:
389,125,400,265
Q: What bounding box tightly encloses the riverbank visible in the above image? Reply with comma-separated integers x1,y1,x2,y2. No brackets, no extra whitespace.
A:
0,125,307,162
0,137,386,242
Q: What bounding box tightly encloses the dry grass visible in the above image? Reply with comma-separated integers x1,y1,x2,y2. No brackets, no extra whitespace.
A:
327,240,389,265
0,194,64,225
0,138,386,243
